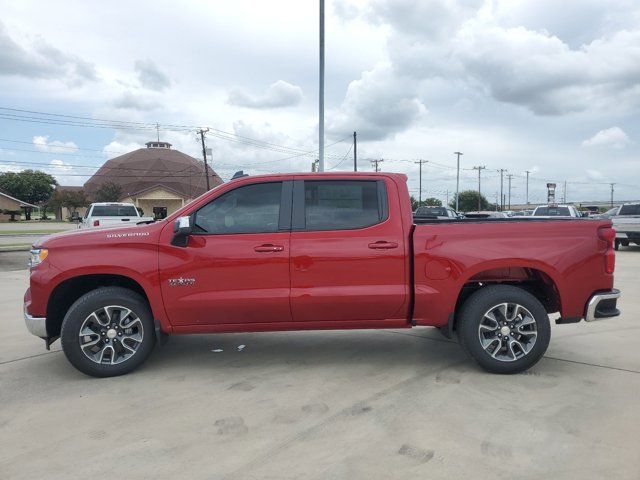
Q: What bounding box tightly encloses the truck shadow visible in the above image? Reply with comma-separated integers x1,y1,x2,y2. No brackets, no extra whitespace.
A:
142,329,468,373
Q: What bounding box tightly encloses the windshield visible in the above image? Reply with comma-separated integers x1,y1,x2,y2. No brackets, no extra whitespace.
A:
534,206,571,216
91,205,138,217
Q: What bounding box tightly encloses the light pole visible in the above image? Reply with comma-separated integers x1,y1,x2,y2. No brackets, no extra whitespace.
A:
318,0,325,172
454,152,463,211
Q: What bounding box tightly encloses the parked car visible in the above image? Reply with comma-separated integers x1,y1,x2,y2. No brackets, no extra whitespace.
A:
414,205,461,220
532,204,581,218
597,203,640,250
463,211,508,219
82,202,154,229
25,172,620,377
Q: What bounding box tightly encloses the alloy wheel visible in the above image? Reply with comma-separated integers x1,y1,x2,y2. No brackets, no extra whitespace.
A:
477,302,537,362
79,305,144,365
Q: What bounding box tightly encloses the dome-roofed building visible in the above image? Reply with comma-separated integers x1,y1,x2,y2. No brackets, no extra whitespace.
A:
83,141,222,219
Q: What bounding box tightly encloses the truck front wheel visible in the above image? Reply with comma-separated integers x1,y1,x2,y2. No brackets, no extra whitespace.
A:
61,287,156,377
457,285,551,374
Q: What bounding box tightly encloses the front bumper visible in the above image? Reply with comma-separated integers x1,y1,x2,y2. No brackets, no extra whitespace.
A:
585,289,621,322
24,306,47,338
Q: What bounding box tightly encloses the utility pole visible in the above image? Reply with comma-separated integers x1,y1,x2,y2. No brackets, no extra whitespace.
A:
156,123,160,142
525,170,531,205
472,165,486,210
318,0,325,172
446,189,449,206
563,180,567,203
371,158,384,172
414,160,428,204
498,168,506,211
494,192,499,211
454,152,463,211
506,173,514,209
197,128,211,190
353,131,357,172
610,183,615,207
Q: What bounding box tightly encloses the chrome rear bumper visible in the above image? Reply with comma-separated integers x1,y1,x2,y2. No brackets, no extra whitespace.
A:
585,289,621,322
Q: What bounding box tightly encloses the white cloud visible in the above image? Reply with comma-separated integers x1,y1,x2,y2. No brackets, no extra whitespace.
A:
363,0,640,115
0,20,97,85
582,127,631,149
134,59,171,91
33,135,79,153
112,91,161,111
228,80,303,109
328,63,426,140
46,159,87,186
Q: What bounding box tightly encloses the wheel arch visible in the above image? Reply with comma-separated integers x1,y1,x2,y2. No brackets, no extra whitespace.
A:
446,264,563,336
46,273,155,339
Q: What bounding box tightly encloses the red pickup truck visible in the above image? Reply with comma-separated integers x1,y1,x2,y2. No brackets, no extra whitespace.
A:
24,172,620,377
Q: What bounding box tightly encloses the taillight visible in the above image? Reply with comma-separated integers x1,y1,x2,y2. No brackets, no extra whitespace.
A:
93,220,100,227
598,226,616,274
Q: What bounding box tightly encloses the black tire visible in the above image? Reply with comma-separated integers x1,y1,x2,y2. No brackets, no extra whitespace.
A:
614,240,620,251
61,287,156,377
457,285,551,374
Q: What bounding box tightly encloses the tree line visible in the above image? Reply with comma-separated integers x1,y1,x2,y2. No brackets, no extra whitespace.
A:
0,169,123,221
412,190,494,213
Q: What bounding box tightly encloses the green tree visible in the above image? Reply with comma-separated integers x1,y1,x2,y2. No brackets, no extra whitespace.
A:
48,189,89,220
411,196,443,211
0,170,57,205
95,182,122,202
424,197,442,206
449,190,491,212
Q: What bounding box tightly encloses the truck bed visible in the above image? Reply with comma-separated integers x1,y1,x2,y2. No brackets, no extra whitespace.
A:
410,218,613,327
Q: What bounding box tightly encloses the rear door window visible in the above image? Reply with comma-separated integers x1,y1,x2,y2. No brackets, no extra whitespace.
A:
301,180,386,231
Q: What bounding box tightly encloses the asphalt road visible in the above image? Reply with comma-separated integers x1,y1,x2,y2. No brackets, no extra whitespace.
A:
1,248,639,479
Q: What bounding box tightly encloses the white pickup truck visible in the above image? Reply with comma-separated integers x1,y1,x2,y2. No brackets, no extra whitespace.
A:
605,203,640,250
82,202,154,229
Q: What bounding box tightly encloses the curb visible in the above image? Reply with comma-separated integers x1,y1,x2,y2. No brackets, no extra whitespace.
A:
0,247,30,252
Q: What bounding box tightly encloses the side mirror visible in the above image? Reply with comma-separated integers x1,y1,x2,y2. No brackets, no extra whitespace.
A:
171,216,192,247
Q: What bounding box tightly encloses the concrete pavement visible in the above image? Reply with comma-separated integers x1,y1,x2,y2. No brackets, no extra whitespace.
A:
0,249,639,479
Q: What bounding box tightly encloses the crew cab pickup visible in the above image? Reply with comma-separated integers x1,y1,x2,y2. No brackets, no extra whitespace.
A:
82,202,154,229
24,172,621,377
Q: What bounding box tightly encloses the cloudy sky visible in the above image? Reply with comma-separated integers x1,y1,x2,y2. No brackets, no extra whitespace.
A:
0,0,639,205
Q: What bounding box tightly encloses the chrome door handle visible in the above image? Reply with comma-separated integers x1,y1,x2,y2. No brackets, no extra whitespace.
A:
254,244,284,252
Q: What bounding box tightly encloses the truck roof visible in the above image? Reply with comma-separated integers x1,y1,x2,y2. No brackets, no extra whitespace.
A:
89,202,136,206
227,171,408,183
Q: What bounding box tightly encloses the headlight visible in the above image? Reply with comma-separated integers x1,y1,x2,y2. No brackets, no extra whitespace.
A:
29,249,48,268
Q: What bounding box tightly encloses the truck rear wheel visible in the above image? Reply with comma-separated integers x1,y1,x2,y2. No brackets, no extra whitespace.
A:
457,285,551,374
61,287,156,377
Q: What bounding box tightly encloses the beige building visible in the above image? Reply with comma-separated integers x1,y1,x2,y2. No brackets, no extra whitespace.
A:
78,141,223,219
0,189,38,222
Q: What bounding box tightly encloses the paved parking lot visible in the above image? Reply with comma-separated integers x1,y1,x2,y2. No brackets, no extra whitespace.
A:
0,248,639,479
